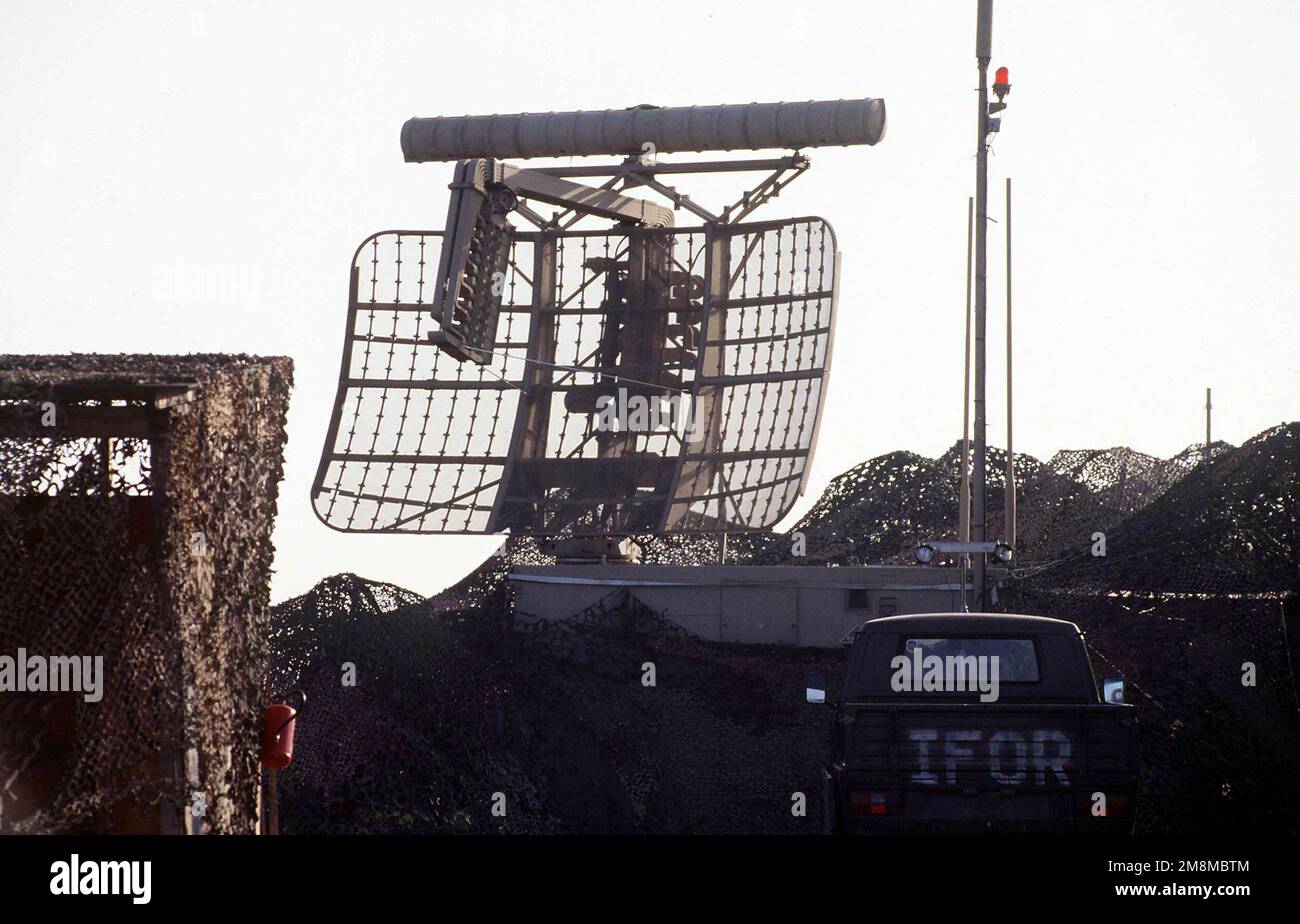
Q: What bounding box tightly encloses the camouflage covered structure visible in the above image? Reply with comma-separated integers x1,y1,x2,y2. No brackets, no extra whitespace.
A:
0,354,292,833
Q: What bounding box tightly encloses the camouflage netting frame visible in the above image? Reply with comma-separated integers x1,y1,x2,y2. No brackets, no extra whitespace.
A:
0,354,292,833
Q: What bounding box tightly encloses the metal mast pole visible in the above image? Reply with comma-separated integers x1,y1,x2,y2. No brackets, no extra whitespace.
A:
960,196,974,546
960,197,974,609
973,0,993,609
1004,176,1016,550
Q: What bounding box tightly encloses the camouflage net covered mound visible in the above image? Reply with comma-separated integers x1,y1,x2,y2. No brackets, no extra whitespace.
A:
271,575,839,834
0,354,292,833
1006,424,1300,832
272,423,1298,834
736,437,1240,568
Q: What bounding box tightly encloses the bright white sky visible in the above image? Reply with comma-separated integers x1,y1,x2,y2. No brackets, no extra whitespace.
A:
2,1,1296,603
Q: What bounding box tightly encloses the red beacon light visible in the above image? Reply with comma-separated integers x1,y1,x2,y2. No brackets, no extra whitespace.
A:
993,66,1011,101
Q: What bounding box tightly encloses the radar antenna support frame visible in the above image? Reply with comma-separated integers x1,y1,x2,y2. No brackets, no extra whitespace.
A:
520,154,812,229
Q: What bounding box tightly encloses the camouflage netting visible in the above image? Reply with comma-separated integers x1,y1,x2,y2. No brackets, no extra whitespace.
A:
1005,424,1300,832
271,576,840,834
272,423,1298,834
733,438,1238,568
0,354,292,833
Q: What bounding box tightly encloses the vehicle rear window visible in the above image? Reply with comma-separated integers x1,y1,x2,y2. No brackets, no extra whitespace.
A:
904,637,1040,682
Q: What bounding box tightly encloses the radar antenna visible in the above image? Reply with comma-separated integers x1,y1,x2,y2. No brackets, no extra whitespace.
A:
312,99,886,540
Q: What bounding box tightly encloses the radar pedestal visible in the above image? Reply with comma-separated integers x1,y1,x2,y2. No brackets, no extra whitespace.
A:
543,536,642,565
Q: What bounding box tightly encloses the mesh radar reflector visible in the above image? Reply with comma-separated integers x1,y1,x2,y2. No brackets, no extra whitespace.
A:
313,98,885,537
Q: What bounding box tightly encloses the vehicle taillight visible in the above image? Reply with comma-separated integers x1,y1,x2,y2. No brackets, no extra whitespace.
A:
849,790,901,817
1076,791,1133,818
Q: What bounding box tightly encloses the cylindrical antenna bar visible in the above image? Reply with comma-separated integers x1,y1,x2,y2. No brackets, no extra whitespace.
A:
401,99,887,162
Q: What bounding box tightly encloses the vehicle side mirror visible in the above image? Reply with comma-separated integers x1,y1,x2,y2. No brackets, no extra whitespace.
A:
1102,676,1125,704
805,672,828,704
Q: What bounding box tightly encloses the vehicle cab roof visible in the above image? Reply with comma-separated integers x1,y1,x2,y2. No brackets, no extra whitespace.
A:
862,613,1081,636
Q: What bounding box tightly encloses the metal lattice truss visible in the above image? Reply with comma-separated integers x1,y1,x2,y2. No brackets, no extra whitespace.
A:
313,217,838,535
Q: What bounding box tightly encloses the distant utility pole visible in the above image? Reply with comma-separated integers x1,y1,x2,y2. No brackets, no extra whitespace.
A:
1205,387,1213,462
